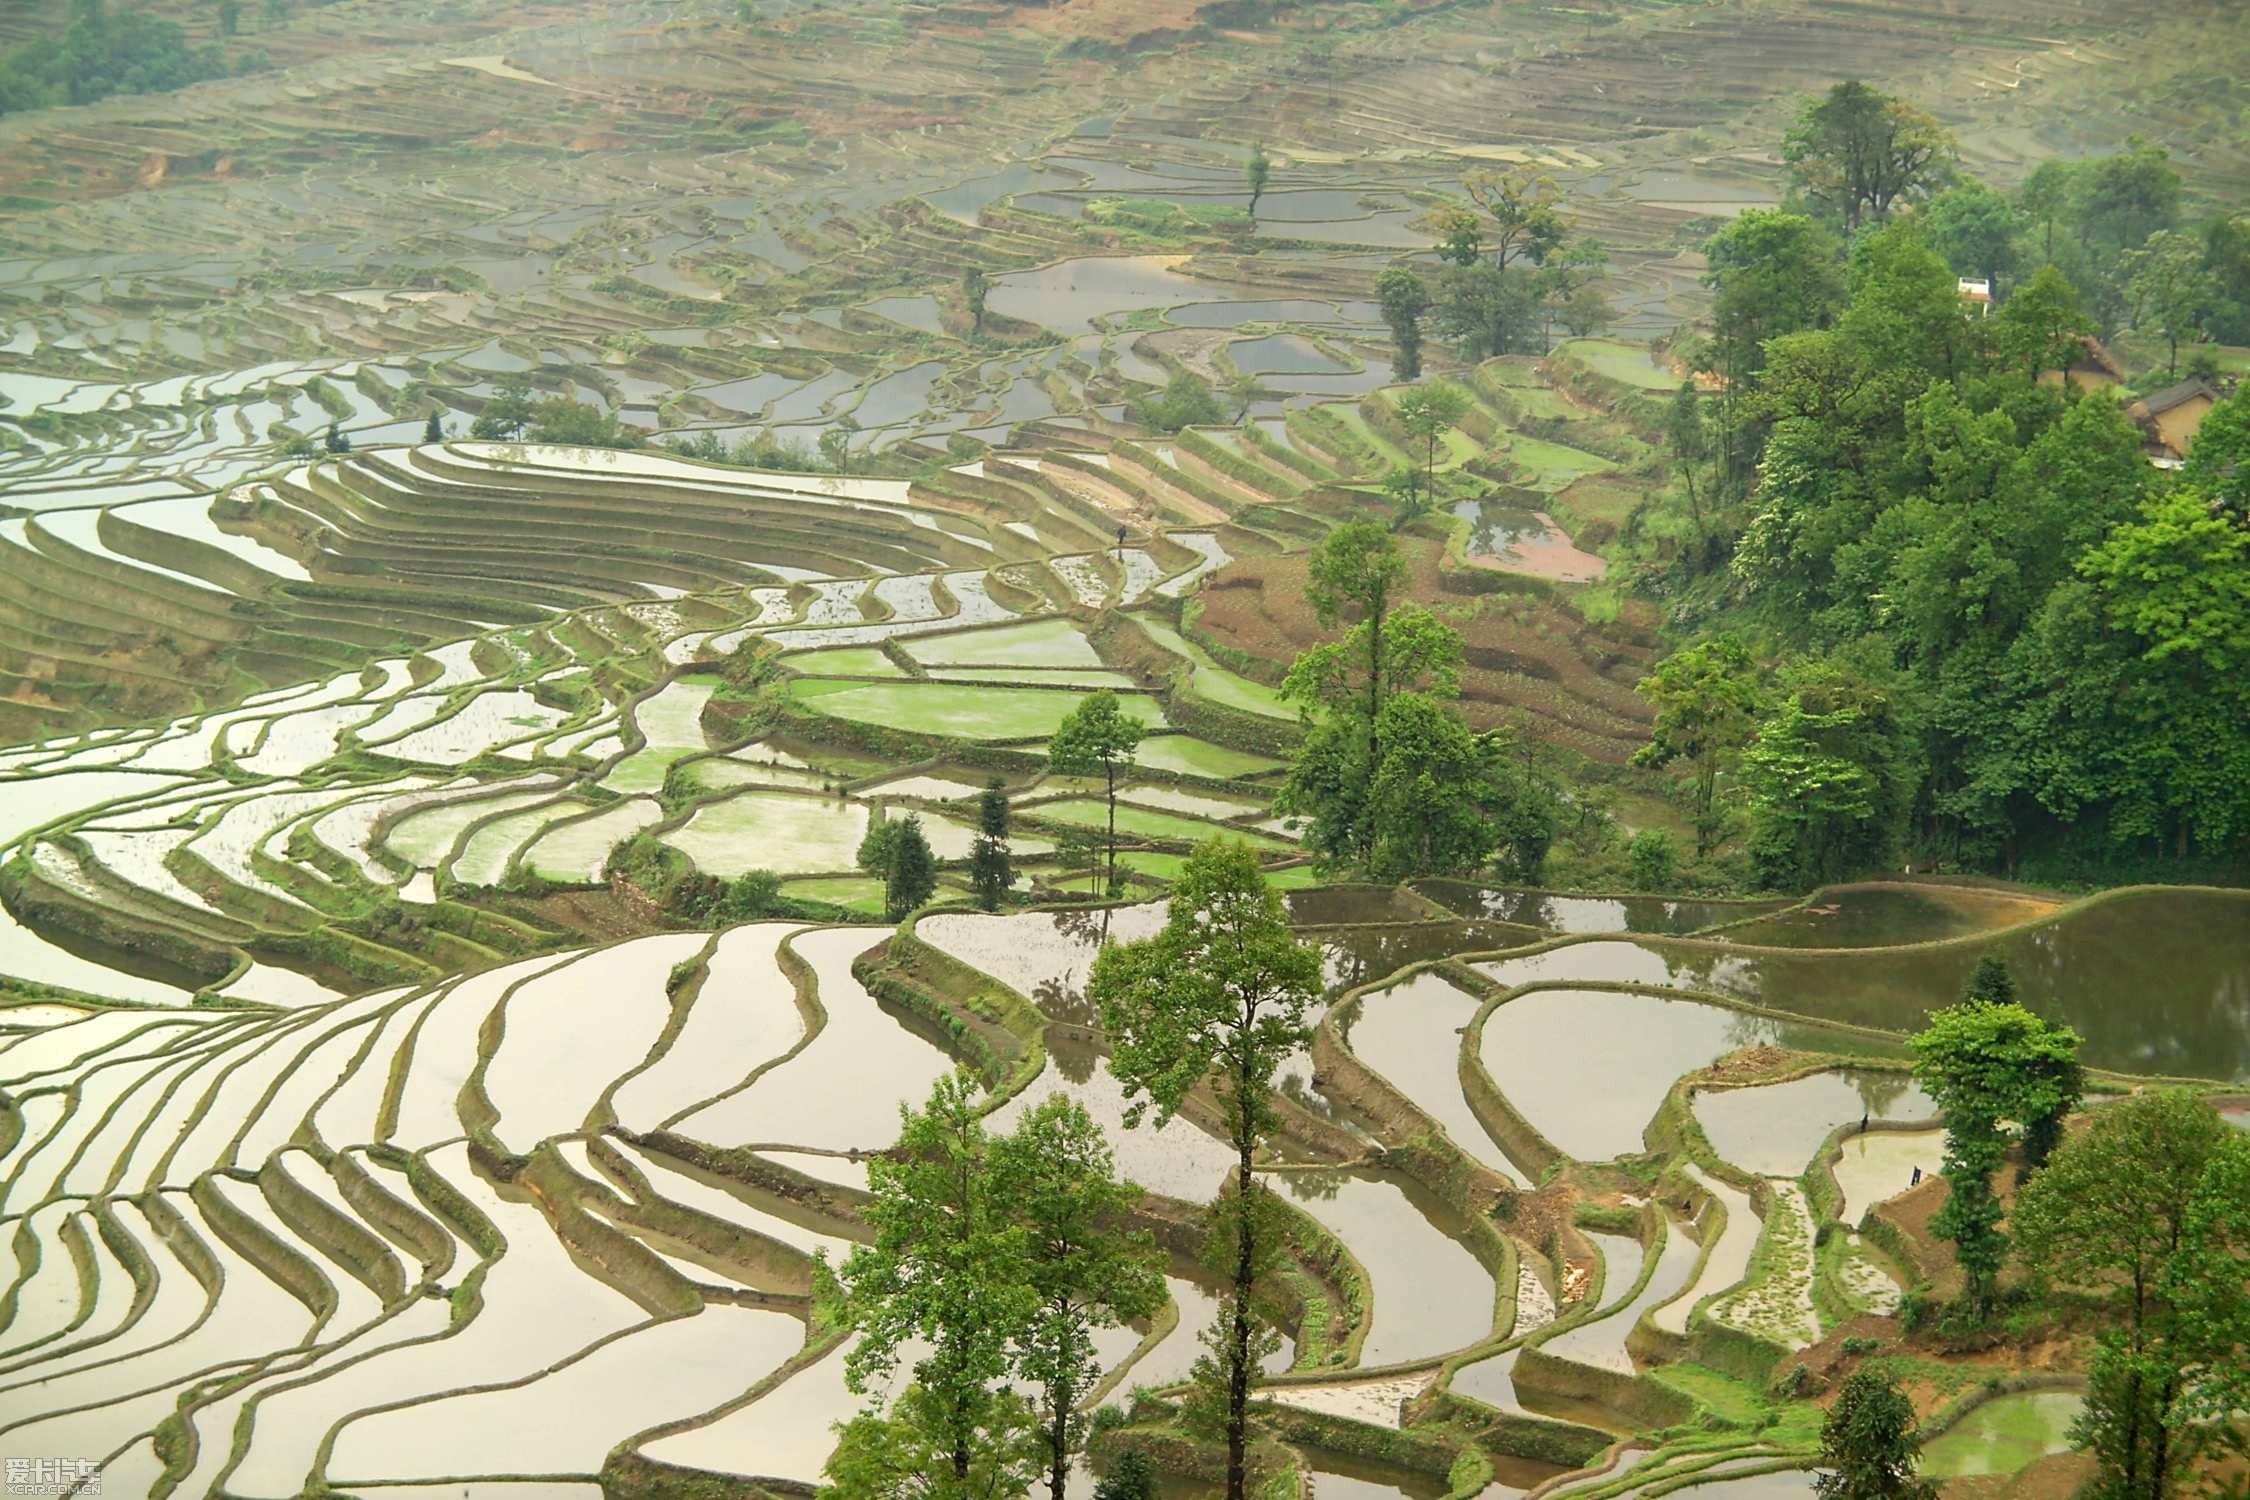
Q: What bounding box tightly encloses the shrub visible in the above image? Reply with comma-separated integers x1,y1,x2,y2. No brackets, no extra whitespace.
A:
1129,372,1225,434
1628,828,1678,889
719,869,783,921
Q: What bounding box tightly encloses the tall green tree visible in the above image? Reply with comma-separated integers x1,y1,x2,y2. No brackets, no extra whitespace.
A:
1461,167,1567,269
1392,382,1469,502
1990,264,2088,382
1664,383,1714,552
1632,636,1759,858
422,408,444,444
825,1383,1039,1500
2178,381,2250,519
1700,209,1845,487
1423,202,1483,267
821,1073,1039,1495
1430,260,1541,359
2018,488,2250,857
1048,692,1144,896
858,816,903,917
1244,143,1271,218
1279,605,1462,870
1380,464,1431,530
992,1097,1165,1500
1087,842,1320,1500
968,779,1012,912
1737,656,1920,890
2017,159,2075,266
1298,520,1406,738
1838,221,1979,383
1375,267,1430,380
470,373,534,440
2080,138,2182,262
1130,371,1224,433
2169,1132,2250,1478
2012,1091,2232,1500
1814,1369,1937,1500
890,813,938,919
1920,179,2020,290
1958,953,2017,1006
1910,1000,2083,1317
1782,81,1956,228
963,266,990,336
1532,238,1611,347
2122,230,2215,377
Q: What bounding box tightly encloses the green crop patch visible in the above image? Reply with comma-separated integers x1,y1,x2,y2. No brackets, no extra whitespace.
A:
782,646,907,677
904,618,1105,669
1026,798,1293,849
789,679,1166,741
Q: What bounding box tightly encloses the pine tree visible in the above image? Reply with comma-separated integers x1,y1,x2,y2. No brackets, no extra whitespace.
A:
889,813,938,919
857,817,901,917
1049,693,1143,897
1960,953,2017,1005
969,778,1013,912
423,409,444,444
1814,1370,1936,1500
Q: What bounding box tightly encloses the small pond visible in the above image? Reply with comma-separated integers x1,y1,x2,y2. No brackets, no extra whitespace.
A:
1448,502,1605,582
1921,1390,2084,1477
1228,333,1349,376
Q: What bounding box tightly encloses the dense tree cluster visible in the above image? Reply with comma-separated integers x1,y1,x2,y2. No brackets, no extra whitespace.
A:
469,376,644,449
0,0,252,115
1633,89,2250,882
1127,371,1226,434
1276,523,1565,882
820,1078,1164,1500
822,846,1319,1500
1373,167,1613,375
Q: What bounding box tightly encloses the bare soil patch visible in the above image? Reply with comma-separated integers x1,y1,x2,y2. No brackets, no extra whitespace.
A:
1193,537,1655,762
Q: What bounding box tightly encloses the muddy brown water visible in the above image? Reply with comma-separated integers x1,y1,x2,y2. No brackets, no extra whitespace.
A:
1416,880,1782,935
1473,889,2250,1082
1718,884,2054,948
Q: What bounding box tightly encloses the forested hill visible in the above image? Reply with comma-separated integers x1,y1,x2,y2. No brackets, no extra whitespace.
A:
1623,91,2248,887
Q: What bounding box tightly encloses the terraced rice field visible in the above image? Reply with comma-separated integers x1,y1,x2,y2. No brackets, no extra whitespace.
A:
3,0,2247,1486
